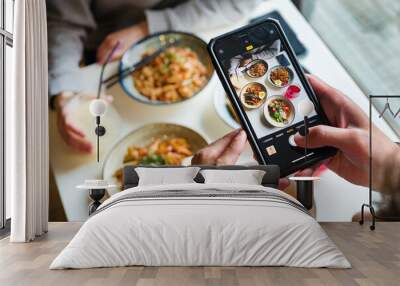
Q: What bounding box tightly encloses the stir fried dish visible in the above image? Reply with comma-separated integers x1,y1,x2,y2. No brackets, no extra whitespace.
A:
270,66,291,87
133,47,208,102
247,61,268,77
113,137,192,182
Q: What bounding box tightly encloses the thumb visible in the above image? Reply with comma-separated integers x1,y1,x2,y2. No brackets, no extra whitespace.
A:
216,130,247,165
294,125,354,151
111,47,125,62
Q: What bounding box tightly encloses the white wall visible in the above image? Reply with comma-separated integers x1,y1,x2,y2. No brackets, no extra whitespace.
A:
314,171,369,222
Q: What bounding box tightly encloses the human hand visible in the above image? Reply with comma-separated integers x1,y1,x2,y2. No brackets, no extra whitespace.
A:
192,129,247,165
192,129,291,190
294,75,400,192
55,92,113,153
97,21,149,64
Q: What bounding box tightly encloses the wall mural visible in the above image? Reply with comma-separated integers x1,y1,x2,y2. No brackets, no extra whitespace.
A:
46,0,250,221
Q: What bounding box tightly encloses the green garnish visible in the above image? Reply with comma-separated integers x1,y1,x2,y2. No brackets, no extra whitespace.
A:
140,155,166,165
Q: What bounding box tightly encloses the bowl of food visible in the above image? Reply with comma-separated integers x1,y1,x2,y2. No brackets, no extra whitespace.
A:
245,59,268,78
119,31,214,105
240,82,267,109
268,65,294,88
102,123,208,194
264,95,295,127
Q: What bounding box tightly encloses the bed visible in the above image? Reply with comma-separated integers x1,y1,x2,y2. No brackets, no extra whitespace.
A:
50,165,350,269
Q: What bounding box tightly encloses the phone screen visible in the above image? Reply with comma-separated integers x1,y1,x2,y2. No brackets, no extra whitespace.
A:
211,21,333,175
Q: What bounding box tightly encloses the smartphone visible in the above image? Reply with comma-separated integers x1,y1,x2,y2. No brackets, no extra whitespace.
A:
208,19,336,177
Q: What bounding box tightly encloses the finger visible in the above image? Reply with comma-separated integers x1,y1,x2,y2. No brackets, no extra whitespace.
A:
60,127,92,153
278,178,290,190
307,75,367,127
294,162,323,177
97,44,110,64
56,109,92,153
294,168,314,177
216,130,248,165
294,158,330,178
213,128,242,146
191,129,242,165
313,164,328,177
65,122,86,137
97,37,118,64
294,125,361,152
306,75,336,100
60,91,75,99
110,47,125,62
56,92,76,109
306,74,348,109
65,131,93,153
203,129,242,156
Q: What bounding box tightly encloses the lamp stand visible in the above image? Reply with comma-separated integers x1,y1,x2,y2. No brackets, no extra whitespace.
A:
88,188,106,215
359,203,376,231
296,180,313,210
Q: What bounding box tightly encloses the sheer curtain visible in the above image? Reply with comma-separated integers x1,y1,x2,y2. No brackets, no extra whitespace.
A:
8,0,49,242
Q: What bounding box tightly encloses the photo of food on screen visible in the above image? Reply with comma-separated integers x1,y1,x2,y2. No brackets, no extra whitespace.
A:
223,39,317,139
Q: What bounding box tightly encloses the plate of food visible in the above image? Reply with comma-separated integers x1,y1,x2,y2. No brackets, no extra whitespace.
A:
240,82,267,109
103,123,208,194
229,73,247,90
119,31,214,105
264,95,295,128
213,85,241,129
245,59,268,78
267,65,294,88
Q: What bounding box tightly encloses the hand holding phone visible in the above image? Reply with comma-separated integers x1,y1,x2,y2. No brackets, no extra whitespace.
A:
208,19,336,177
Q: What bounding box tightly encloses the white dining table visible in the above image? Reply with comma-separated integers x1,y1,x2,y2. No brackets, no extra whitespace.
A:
49,0,399,222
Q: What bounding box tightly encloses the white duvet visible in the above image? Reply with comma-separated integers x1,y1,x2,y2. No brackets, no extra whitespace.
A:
50,183,350,269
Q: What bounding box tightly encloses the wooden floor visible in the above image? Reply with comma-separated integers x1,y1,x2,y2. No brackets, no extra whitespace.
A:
0,222,399,286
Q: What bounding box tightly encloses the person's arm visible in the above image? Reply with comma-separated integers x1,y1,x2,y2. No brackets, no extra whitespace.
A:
294,75,400,194
47,0,99,153
192,76,400,194
97,0,261,63
47,0,96,96
145,0,263,33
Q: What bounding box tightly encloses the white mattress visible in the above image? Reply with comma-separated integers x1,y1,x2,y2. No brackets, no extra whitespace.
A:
50,183,350,269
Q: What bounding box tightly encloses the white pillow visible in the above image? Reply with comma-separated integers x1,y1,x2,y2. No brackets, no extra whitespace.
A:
136,167,200,186
200,169,265,185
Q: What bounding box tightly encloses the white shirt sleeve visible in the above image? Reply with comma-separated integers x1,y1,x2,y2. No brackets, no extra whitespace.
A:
47,0,96,96
145,0,264,33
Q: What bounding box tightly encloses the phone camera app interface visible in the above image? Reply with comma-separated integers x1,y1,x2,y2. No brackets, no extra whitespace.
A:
219,23,324,170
